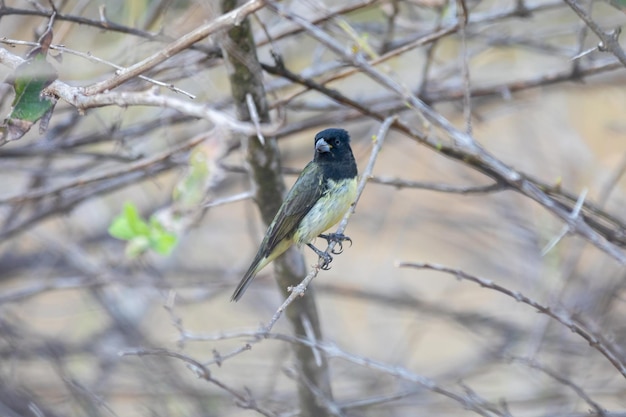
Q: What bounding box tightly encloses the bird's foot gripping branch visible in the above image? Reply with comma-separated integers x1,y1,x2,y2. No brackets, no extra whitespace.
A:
318,233,352,255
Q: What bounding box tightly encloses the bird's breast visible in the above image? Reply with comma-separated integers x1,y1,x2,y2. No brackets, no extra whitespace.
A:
294,177,358,245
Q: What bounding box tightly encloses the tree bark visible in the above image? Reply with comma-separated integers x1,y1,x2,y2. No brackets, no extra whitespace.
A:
219,1,333,415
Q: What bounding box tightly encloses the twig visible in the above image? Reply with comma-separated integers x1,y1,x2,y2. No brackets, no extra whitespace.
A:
0,3,176,42
597,152,626,207
246,93,265,145
563,0,626,68
458,0,473,136
284,366,345,417
416,7,446,96
368,176,505,194
0,276,101,303
204,191,254,208
510,356,606,415
255,0,379,47
301,314,322,367
541,188,588,256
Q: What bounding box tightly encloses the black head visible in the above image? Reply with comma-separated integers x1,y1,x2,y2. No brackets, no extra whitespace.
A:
313,128,357,179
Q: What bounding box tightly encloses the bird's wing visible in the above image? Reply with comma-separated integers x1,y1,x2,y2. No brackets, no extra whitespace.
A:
262,161,325,255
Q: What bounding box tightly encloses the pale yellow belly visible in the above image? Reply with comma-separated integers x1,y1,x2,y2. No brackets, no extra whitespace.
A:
294,177,357,245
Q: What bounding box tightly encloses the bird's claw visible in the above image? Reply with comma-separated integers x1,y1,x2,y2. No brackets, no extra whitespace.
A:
307,242,334,270
319,252,333,270
319,233,352,254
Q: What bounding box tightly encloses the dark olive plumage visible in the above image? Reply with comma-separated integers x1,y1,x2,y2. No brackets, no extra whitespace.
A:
231,128,357,301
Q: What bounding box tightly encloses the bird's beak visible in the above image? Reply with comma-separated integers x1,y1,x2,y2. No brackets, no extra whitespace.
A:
315,138,331,153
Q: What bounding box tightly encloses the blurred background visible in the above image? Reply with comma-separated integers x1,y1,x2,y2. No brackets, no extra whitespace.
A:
2,0,626,416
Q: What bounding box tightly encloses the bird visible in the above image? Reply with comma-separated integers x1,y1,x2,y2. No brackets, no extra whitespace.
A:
231,128,358,301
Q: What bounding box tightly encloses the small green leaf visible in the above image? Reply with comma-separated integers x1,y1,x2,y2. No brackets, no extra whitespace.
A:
109,203,178,257
124,203,150,236
148,216,178,255
108,216,135,240
151,231,178,255
11,55,56,120
108,202,150,240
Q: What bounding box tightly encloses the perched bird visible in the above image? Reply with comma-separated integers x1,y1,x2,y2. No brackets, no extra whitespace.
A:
231,128,358,301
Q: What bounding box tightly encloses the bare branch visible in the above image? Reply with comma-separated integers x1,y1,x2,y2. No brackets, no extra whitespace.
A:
510,357,606,415
563,0,626,68
398,262,626,379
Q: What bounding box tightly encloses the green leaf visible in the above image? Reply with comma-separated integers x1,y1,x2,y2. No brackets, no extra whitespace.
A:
150,231,178,255
108,215,136,240
2,26,58,143
148,216,178,255
11,55,56,120
108,202,149,240
124,203,150,236
109,203,178,257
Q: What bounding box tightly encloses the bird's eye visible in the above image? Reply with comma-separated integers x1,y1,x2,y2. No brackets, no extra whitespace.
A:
334,138,341,146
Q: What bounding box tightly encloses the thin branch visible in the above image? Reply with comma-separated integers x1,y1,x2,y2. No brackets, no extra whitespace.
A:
368,176,505,194
541,188,588,256
204,191,254,208
398,262,626,379
0,276,100,304
284,366,345,417
563,0,626,68
510,357,606,415
246,93,265,145
0,4,156,39
0,38,195,98
458,0,473,135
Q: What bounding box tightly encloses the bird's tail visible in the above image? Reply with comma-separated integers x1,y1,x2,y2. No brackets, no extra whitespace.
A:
232,237,292,301
231,252,266,302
